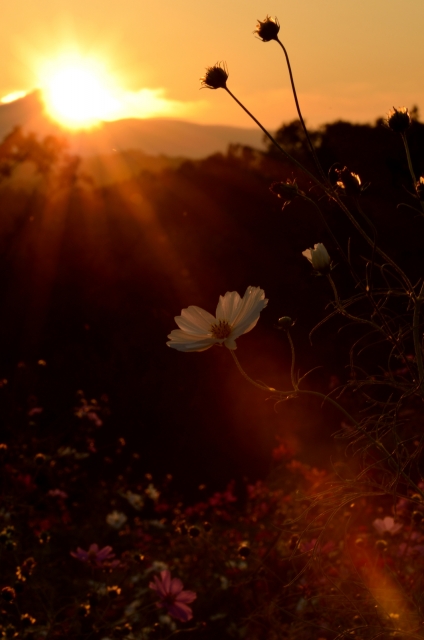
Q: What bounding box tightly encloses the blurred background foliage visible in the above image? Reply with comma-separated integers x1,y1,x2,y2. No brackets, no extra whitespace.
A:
0,112,424,493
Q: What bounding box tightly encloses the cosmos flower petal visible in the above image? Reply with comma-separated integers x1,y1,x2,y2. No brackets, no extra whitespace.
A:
168,577,184,596
167,602,194,622
175,590,197,604
167,330,217,352
230,287,268,337
160,570,172,592
149,576,166,598
97,546,115,559
175,306,216,334
215,291,242,323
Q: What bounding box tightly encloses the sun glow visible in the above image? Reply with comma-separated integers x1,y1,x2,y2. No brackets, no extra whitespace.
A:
34,49,204,129
41,55,121,129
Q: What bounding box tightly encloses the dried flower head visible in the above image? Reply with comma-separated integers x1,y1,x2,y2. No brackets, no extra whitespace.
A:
21,614,36,627
1,586,16,602
386,106,411,133
270,180,304,209
416,176,424,201
335,167,363,197
200,62,228,90
254,16,280,42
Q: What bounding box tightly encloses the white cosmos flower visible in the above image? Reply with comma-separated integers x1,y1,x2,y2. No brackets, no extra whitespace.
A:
302,243,331,274
167,286,268,352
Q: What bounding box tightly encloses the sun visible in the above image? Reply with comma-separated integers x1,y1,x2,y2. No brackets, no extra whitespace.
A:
41,55,121,129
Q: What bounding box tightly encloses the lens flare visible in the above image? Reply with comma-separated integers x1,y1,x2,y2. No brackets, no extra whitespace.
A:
41,55,121,129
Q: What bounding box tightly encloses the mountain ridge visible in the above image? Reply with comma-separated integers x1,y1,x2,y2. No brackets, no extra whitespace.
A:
0,90,266,159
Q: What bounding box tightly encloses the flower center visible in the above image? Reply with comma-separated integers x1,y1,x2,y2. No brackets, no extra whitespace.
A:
210,320,232,340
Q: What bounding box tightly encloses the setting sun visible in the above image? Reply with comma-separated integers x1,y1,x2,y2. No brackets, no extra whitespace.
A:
41,56,121,129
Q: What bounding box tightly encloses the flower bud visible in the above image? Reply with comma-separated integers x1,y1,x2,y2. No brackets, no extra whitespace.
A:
289,534,299,550
200,62,228,90
276,316,294,331
254,16,280,42
412,510,423,524
335,167,362,197
375,539,388,552
270,180,304,210
270,180,301,199
302,243,331,275
77,603,91,617
34,453,46,466
386,106,411,133
1,586,16,602
21,614,36,627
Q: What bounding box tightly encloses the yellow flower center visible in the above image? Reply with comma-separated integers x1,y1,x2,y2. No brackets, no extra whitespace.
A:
210,320,232,340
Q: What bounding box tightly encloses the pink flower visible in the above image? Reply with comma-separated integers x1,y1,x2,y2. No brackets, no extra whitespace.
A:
372,516,403,536
28,407,43,417
70,543,120,568
149,570,196,622
47,489,68,499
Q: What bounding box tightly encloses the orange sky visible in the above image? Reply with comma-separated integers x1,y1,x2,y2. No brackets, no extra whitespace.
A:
1,0,423,129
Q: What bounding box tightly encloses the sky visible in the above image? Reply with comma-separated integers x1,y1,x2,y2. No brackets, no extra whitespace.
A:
1,0,423,130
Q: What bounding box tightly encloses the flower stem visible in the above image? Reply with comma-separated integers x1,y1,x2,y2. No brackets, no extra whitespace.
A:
276,37,327,184
286,330,297,390
229,350,424,499
401,132,424,214
223,86,323,189
413,281,424,392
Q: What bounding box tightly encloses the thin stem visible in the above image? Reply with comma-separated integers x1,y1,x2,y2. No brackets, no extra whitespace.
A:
401,132,424,214
330,190,413,291
286,330,297,389
326,274,382,333
402,132,417,185
276,37,327,184
355,198,378,287
223,85,414,291
412,281,424,392
229,350,424,499
223,86,323,189
229,349,274,392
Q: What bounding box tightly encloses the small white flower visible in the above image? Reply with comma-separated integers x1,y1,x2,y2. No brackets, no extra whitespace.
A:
302,243,331,274
106,510,127,529
372,516,403,536
167,286,268,352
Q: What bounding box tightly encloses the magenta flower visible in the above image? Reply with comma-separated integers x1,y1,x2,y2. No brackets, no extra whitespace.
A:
70,543,120,568
149,570,196,622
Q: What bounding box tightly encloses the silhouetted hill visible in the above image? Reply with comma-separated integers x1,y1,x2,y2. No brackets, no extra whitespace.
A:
0,90,265,158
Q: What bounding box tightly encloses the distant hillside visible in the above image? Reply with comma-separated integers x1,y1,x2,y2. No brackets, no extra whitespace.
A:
0,90,266,159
